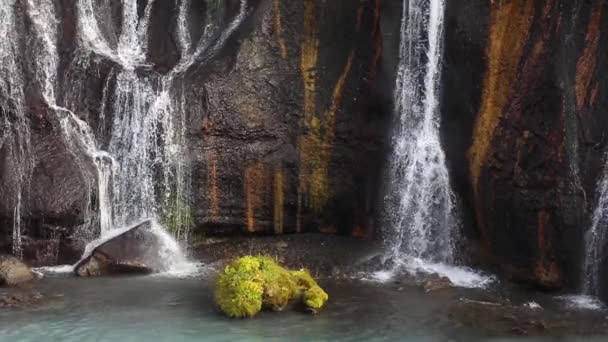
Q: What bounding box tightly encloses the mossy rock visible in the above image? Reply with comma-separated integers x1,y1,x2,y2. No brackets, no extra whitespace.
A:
214,256,328,318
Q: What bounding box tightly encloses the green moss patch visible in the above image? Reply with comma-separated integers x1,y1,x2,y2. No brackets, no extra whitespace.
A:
214,256,328,318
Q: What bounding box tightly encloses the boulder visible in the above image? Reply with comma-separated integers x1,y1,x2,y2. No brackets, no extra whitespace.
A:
74,220,166,277
0,255,34,286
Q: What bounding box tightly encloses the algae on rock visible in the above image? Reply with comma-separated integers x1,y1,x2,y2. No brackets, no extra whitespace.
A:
214,256,328,318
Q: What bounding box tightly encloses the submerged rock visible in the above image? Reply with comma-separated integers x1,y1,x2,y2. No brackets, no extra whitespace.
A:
0,288,65,311
214,256,328,318
424,276,453,293
0,290,42,308
0,255,34,286
74,220,164,277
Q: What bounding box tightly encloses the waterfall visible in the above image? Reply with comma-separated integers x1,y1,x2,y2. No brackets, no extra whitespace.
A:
582,158,608,297
377,0,492,288
64,0,247,264
1,0,34,259
386,0,454,263
558,157,608,310
1,0,249,269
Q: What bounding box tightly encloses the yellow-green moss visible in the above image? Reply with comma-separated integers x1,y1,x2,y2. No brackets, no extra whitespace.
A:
214,256,328,318
291,269,329,309
303,285,329,309
214,256,265,318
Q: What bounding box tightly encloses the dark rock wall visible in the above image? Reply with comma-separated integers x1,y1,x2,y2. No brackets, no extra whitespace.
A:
444,0,608,291
191,0,388,237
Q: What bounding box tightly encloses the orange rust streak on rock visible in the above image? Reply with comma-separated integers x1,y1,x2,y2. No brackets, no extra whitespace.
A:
298,51,355,213
575,0,603,112
273,166,285,234
535,210,560,286
244,162,268,233
297,2,356,226
369,27,383,83
537,210,548,252
208,151,220,221
356,5,364,31
468,0,534,237
352,226,371,239
368,0,382,82
325,52,355,145
301,0,319,124
371,0,381,37
319,226,337,234
273,0,288,60
297,0,320,230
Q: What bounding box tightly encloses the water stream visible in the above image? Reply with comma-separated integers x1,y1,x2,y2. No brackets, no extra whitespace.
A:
379,0,492,288
0,0,32,260
575,155,608,308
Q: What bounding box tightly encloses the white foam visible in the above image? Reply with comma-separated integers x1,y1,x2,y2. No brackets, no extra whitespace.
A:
32,265,75,277
153,262,210,279
524,301,542,310
368,257,495,289
369,270,396,283
558,295,605,310
410,258,495,288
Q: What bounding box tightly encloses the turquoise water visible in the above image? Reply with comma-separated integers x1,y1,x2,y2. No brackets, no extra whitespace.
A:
0,274,607,341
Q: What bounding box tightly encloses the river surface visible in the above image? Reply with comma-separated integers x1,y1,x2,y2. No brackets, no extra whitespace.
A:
0,272,607,341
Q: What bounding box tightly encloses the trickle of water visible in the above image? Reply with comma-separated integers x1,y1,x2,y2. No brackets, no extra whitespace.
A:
1,0,35,259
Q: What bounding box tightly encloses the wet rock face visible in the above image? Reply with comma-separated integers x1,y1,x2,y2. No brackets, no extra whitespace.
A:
75,220,161,277
0,255,34,286
191,0,389,236
444,0,608,290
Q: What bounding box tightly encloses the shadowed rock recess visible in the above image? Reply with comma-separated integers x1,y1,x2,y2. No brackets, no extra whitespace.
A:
1,0,608,297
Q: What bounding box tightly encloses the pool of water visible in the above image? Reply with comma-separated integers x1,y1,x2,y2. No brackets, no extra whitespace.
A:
1,272,607,341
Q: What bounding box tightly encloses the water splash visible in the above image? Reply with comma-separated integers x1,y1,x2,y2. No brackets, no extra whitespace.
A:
370,257,494,289
558,295,605,310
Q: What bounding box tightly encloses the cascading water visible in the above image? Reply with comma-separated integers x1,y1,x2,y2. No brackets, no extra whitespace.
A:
377,0,492,288
582,162,608,297
65,0,247,271
1,0,34,259
1,0,249,273
563,156,608,309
